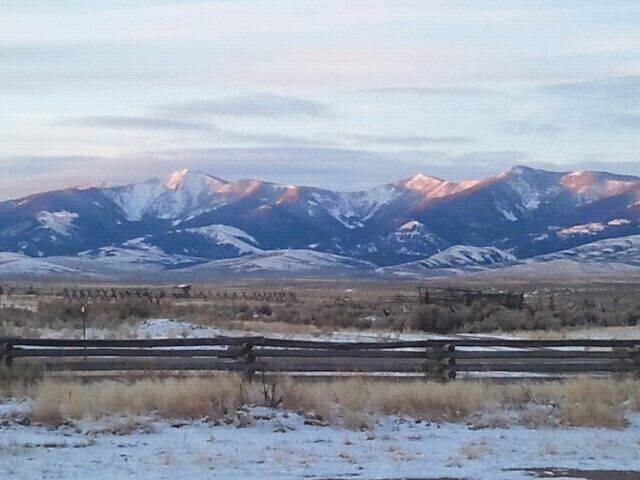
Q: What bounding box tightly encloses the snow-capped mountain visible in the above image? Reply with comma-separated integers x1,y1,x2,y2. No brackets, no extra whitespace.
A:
2,165,640,278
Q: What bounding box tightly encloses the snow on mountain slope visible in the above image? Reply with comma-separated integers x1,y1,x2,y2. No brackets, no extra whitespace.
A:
183,249,377,275
6,165,640,276
529,234,640,266
182,225,263,254
104,169,231,221
307,173,481,230
561,170,640,203
464,234,640,278
498,167,557,211
365,220,444,259
36,210,79,237
74,238,203,270
309,184,400,228
378,245,516,275
0,252,85,276
423,245,516,268
471,258,640,278
398,173,469,199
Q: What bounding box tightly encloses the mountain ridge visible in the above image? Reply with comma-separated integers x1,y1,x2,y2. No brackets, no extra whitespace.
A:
3,164,640,277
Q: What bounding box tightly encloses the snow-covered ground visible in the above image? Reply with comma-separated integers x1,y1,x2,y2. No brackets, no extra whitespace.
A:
9,317,512,344
1,399,639,480
3,319,639,478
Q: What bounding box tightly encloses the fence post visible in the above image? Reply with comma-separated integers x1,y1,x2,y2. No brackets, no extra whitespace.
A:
1,342,13,368
237,341,256,382
429,343,456,381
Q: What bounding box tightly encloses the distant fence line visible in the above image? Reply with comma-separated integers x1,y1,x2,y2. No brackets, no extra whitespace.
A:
2,337,638,380
58,288,297,304
418,287,525,310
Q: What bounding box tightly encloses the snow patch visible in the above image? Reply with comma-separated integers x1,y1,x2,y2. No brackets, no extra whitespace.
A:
557,222,607,238
36,210,78,237
185,249,376,274
0,252,82,275
608,218,631,226
497,206,517,221
380,245,516,274
183,225,262,254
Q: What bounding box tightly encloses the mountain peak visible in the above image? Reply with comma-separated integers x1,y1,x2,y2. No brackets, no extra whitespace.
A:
561,169,640,201
164,168,228,191
164,168,190,189
503,165,546,177
398,173,480,200
399,173,446,191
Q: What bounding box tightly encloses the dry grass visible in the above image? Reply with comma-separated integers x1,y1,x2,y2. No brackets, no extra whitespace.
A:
4,279,640,337
17,375,640,430
30,375,246,424
0,363,43,397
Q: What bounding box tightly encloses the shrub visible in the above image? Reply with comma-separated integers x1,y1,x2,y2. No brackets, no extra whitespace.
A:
411,305,465,333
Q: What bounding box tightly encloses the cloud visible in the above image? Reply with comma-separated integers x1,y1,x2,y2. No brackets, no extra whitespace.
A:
607,113,640,128
538,76,640,101
507,120,567,136
222,131,322,146
362,86,500,96
157,94,331,118
59,115,213,132
342,133,475,146
55,114,320,146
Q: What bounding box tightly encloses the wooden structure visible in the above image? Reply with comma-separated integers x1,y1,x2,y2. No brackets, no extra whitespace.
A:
62,288,161,303
172,284,192,298
59,287,296,304
418,287,525,310
191,290,297,303
2,337,638,380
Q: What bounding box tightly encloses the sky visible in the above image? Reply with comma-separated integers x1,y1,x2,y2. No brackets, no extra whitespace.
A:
3,0,640,199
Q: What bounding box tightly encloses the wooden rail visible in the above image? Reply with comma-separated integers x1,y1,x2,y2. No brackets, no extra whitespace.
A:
1,337,638,380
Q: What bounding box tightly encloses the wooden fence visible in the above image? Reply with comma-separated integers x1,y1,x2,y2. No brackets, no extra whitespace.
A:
1,337,638,380
417,287,525,310
59,288,297,304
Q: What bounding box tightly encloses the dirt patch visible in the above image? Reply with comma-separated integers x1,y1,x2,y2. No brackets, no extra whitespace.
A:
508,468,640,479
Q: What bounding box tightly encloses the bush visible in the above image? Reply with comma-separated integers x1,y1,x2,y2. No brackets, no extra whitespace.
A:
411,305,465,333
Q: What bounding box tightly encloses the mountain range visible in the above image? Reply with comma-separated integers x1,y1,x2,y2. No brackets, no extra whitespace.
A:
3,165,640,279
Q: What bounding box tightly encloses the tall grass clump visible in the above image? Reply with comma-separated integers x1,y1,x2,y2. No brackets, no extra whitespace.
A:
20,375,640,429
30,375,246,423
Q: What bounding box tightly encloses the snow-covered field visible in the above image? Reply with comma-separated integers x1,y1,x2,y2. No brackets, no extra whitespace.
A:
3,318,640,478
1,399,639,480
5,317,514,345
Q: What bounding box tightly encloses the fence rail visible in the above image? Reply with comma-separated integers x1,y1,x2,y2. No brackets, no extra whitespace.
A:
1,336,638,380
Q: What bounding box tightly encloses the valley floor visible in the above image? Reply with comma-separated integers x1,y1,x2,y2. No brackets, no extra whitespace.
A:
2,294,640,479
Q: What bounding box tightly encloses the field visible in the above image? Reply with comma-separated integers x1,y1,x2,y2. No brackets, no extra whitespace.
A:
1,278,640,479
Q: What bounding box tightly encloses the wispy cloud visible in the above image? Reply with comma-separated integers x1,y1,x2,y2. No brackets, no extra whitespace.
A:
607,113,640,128
55,114,320,146
342,133,475,146
362,86,500,96
157,94,331,118
59,115,213,132
507,120,567,136
538,76,640,101
223,131,322,146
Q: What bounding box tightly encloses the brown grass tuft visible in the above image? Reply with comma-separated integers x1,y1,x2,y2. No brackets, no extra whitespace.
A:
21,375,640,430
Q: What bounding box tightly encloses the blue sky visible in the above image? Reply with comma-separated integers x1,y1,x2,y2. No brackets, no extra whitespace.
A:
2,1,640,199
